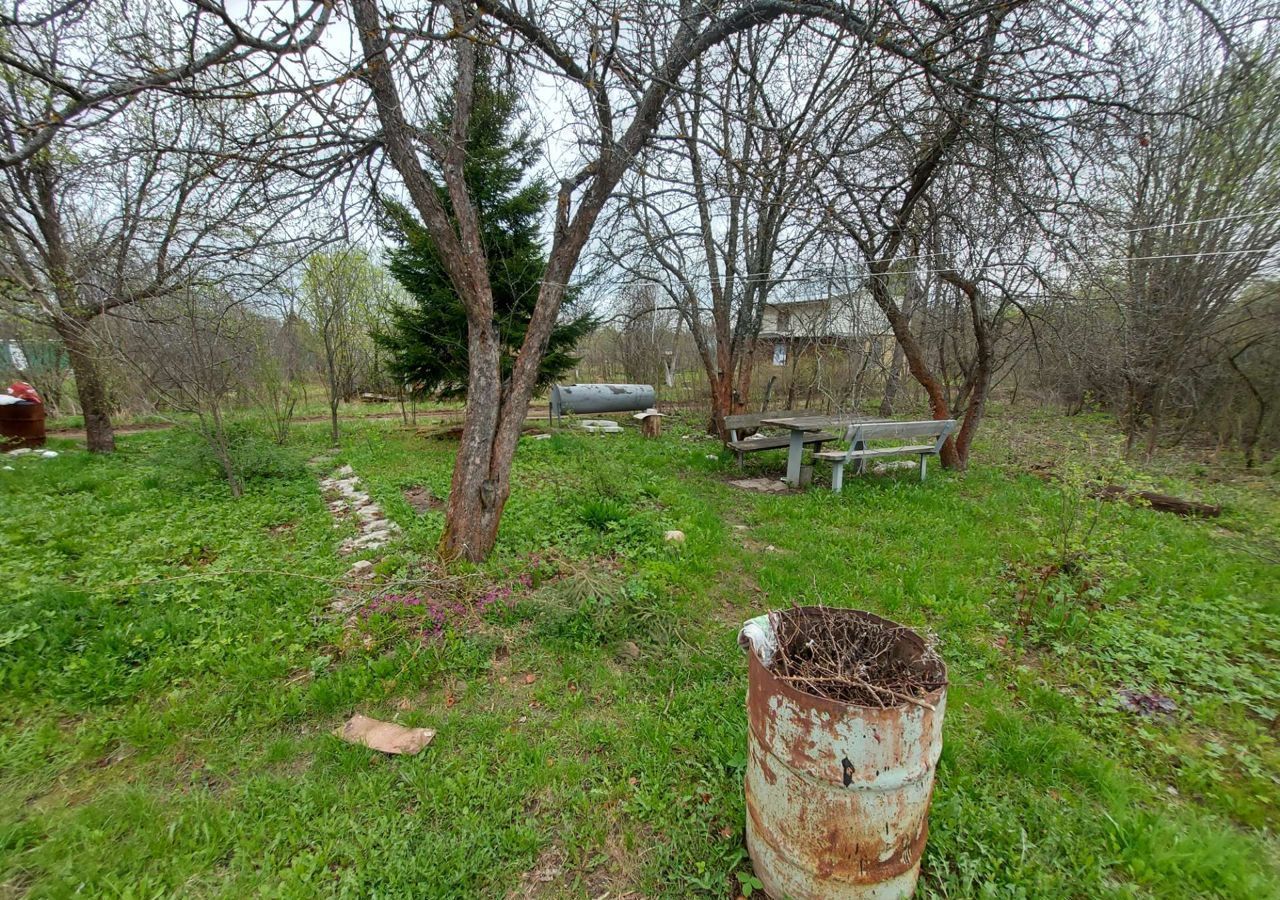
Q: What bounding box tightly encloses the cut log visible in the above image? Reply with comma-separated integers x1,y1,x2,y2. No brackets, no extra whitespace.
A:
1091,485,1221,518
1026,467,1221,517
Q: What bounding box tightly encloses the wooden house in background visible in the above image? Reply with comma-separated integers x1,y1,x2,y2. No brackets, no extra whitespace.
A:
757,291,893,368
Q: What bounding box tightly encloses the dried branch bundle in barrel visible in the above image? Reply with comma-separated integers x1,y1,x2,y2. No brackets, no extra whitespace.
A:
769,607,946,707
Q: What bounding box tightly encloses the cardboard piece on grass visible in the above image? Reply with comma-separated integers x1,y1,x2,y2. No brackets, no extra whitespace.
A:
632,407,666,419
336,714,435,755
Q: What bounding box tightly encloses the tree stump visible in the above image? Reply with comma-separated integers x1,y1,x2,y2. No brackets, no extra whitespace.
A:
641,414,662,438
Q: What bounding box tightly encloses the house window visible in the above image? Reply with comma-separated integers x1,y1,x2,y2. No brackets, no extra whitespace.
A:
776,310,790,332
772,342,787,366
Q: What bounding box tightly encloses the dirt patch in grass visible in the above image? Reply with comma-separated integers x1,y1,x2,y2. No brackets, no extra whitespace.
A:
727,476,793,494
403,485,444,514
509,843,566,898
511,817,655,899
420,421,549,442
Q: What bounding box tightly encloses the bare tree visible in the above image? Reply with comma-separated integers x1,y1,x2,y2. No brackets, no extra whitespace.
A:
251,301,311,446
300,249,392,447
615,282,683,387
1103,37,1280,457
0,0,330,167
1219,284,1280,466
107,287,260,496
608,24,858,436
819,1,1150,470
0,14,322,451
878,243,927,417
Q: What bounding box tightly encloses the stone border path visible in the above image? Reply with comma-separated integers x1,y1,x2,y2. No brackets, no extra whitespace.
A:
320,464,401,559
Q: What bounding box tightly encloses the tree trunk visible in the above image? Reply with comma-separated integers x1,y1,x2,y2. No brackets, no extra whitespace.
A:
708,371,736,439
56,318,115,453
323,329,341,447
761,375,777,412
735,341,758,413
206,405,243,498
879,272,921,417
938,270,995,472
879,342,906,417
438,290,570,561
867,275,958,468
1143,388,1163,461
950,356,991,471
1123,379,1149,459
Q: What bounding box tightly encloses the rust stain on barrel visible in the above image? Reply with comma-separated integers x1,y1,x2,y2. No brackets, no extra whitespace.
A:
744,608,946,900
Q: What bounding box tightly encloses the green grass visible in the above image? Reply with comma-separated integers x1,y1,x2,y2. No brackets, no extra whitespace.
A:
1,412,1277,898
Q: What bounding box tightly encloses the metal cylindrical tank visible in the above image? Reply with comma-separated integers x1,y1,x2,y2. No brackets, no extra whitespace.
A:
551,384,655,420
744,608,946,900
0,401,46,450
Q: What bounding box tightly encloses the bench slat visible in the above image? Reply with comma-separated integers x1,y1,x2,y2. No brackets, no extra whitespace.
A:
814,444,937,461
724,409,814,431
851,420,955,441
727,431,838,452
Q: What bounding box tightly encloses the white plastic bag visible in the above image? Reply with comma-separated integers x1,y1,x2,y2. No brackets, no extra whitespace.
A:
737,613,777,667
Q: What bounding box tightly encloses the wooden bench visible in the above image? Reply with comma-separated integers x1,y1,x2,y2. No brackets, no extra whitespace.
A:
814,419,957,491
724,410,839,468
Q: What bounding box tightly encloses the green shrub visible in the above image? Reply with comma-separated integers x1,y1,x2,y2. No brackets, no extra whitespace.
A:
579,496,628,531
168,424,307,487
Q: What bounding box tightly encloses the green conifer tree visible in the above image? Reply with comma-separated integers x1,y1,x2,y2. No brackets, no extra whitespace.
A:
375,57,595,400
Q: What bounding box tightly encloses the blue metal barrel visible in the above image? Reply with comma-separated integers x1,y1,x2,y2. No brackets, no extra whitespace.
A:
550,384,656,421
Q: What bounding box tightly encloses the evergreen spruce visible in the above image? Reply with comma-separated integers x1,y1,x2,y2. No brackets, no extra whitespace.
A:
376,60,595,400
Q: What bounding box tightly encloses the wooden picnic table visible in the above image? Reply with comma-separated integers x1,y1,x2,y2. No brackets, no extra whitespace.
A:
759,414,874,486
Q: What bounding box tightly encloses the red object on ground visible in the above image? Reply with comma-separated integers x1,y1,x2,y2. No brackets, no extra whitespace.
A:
7,382,41,403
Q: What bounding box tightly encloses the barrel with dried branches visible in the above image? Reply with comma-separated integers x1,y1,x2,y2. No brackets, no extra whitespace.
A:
742,606,948,899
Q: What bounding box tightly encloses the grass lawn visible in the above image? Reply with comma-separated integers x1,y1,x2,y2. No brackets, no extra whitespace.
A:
1,411,1277,898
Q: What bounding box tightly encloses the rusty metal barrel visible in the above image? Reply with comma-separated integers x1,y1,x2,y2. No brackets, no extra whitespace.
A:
0,401,46,450
744,608,946,899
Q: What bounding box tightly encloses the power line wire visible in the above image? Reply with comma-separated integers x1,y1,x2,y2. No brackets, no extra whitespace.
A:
1121,208,1280,233
554,243,1280,291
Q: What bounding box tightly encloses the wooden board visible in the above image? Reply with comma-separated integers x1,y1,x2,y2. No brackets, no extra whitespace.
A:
855,419,956,441
814,444,937,461
758,414,872,432
728,431,838,453
724,409,823,431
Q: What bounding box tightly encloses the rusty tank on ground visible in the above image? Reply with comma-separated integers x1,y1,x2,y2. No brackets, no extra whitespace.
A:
0,401,45,450
743,608,946,900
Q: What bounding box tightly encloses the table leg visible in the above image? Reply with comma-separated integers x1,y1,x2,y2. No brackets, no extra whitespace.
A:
785,429,804,486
